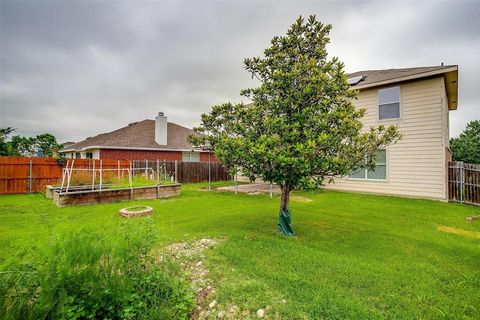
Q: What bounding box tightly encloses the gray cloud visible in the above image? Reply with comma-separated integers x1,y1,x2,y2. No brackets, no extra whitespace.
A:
1,0,479,142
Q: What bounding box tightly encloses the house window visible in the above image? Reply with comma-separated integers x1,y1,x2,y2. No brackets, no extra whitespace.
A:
85,152,93,159
379,87,400,120
349,150,387,180
75,152,81,159
182,152,200,162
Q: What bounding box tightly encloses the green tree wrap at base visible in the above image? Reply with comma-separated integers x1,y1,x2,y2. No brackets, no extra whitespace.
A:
278,208,295,236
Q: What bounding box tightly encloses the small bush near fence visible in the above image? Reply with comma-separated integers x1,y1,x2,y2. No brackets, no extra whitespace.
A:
0,219,194,319
0,157,231,194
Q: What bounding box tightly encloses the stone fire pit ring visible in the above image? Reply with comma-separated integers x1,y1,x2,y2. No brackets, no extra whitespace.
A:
119,206,154,218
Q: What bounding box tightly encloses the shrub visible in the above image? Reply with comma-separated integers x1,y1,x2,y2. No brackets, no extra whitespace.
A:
0,219,194,319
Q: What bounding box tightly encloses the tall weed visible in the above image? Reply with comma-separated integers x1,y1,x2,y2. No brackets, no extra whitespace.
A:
0,218,194,319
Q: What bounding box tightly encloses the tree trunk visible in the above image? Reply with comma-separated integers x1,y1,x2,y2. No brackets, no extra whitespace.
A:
280,183,291,211
277,182,295,236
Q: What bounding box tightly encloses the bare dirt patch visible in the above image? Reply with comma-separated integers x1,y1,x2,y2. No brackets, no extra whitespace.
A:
466,215,480,222
290,195,313,203
437,226,480,239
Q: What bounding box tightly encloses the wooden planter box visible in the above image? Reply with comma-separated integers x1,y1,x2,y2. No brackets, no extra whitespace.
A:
51,184,181,207
45,184,112,199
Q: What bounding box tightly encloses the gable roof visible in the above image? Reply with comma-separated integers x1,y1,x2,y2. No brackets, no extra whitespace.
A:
61,120,195,152
348,65,458,110
62,141,76,149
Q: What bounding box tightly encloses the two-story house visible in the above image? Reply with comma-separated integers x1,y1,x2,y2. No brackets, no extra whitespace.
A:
326,65,458,201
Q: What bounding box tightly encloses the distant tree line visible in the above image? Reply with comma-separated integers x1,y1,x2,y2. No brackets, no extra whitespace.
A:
450,120,480,165
0,127,63,157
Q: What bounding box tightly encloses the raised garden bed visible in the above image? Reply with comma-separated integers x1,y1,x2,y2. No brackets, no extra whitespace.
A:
49,184,181,207
45,184,112,199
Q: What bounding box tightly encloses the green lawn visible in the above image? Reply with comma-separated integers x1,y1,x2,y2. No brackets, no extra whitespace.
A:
1,183,479,319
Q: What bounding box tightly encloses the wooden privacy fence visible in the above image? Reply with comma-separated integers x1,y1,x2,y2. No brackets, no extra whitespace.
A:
448,161,480,206
138,160,231,184
0,157,62,194
0,157,231,194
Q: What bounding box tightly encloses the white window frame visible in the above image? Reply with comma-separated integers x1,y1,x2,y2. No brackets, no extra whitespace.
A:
182,152,200,162
348,149,388,181
378,86,401,121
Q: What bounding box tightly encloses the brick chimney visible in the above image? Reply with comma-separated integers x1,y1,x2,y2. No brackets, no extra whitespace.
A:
155,112,168,145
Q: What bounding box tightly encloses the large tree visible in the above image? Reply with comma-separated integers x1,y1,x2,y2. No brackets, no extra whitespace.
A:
0,127,15,156
190,16,401,235
7,135,37,156
450,120,480,164
35,133,63,157
0,128,63,157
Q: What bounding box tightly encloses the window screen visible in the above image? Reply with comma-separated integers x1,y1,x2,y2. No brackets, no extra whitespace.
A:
182,152,200,162
349,169,366,179
367,150,387,180
349,150,387,180
379,87,400,120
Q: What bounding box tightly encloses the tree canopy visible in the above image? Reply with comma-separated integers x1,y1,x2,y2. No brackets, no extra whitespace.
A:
190,16,401,235
0,127,15,156
0,128,63,157
450,120,480,164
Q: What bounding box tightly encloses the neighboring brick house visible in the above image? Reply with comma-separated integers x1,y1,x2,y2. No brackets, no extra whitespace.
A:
60,112,215,162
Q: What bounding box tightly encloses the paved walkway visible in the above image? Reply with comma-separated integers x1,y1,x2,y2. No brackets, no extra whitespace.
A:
216,183,281,194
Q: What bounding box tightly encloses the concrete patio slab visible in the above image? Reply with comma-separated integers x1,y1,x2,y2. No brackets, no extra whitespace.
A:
216,183,281,194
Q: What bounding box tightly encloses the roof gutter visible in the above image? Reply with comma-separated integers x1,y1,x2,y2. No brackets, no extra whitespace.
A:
59,145,199,153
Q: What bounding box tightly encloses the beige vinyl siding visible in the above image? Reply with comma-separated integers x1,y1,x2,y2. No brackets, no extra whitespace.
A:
440,78,450,199
326,77,448,200
440,78,450,147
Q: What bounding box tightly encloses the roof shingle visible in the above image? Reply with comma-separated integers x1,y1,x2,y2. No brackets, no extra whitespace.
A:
347,65,457,89
63,120,195,151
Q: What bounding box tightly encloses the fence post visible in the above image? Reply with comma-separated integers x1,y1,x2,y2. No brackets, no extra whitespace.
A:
29,159,32,194
92,160,96,190
99,160,103,191
270,182,273,199
129,167,133,199
174,160,178,183
163,159,166,182
208,152,211,190
235,171,238,194
459,161,464,204
156,159,160,182
117,160,120,182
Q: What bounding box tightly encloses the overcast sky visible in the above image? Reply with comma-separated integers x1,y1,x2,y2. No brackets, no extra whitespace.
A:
1,0,479,142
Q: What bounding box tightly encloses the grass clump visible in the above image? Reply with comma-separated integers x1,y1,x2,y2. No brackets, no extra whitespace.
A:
0,219,194,320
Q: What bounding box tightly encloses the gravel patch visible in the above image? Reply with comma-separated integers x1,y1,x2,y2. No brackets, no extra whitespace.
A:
161,238,273,319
